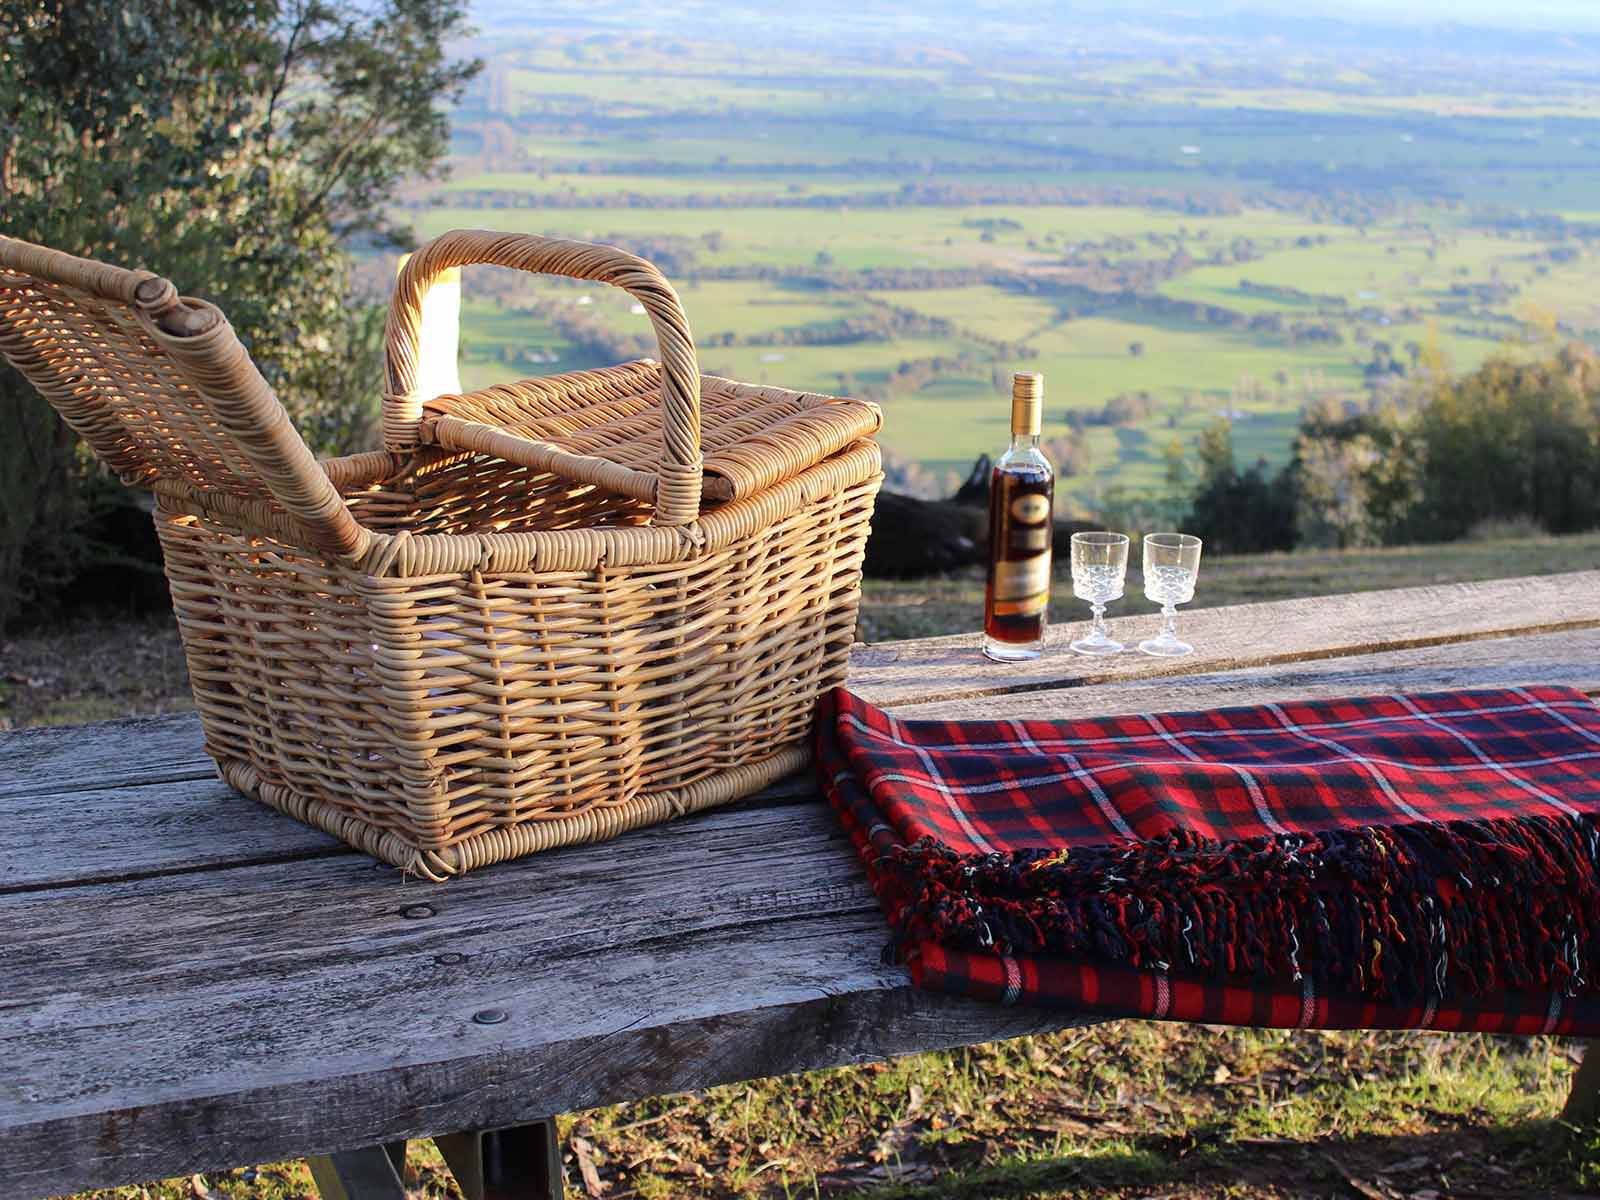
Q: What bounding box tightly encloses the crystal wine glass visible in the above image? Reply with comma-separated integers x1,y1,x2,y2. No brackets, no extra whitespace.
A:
1139,533,1203,657
1069,532,1130,656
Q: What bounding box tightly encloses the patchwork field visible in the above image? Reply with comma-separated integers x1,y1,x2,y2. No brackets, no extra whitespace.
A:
401,13,1600,506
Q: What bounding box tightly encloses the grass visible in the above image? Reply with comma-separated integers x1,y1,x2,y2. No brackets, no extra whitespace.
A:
1163,232,1523,312
700,337,982,396
410,205,1365,274
1025,311,1356,399
55,1026,1593,1199
0,611,193,730
1518,259,1600,333
677,280,870,338
882,288,1063,343
456,299,612,391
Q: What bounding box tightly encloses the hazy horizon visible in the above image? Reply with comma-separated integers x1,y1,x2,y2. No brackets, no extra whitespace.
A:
1147,0,1600,30
1244,0,1600,26
470,0,1600,42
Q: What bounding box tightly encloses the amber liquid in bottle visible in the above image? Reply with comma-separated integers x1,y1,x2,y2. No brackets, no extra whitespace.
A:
984,373,1054,662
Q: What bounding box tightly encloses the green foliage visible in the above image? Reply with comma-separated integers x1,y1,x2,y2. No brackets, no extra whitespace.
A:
1194,415,1236,482
1405,343,1600,541
0,0,478,626
1292,401,1419,549
1185,463,1298,555
0,386,91,625
1181,418,1299,554
1176,345,1600,555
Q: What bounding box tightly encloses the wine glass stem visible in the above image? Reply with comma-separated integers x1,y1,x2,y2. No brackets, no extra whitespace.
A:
1091,602,1107,640
1160,603,1178,641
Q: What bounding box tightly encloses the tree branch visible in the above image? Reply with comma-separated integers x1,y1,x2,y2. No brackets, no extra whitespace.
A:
290,105,389,228
263,0,314,157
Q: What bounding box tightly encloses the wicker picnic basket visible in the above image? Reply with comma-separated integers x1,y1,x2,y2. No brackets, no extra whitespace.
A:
0,229,882,878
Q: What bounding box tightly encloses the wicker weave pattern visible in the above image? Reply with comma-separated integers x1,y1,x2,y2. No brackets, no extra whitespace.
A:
0,236,369,557
0,230,882,878
422,370,881,505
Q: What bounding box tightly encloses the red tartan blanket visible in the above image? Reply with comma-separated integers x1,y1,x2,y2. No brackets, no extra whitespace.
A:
815,685,1600,1034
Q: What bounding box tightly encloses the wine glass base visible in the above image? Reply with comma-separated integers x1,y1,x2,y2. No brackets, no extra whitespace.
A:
1138,635,1193,657
1069,633,1124,656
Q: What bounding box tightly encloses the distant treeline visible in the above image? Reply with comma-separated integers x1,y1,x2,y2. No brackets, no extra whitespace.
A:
458,230,1382,354
421,179,1259,215
1237,279,1345,308
537,300,654,365
1066,391,1161,431
1181,343,1600,555
498,296,1027,401
1474,213,1600,240
478,247,1356,365
1115,294,1348,345
698,263,1017,291
839,354,985,410
422,180,1411,228
701,304,951,349
703,299,1034,360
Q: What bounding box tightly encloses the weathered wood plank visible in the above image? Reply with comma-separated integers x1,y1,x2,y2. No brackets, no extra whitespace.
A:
2,803,864,1012
5,631,1593,1194
0,800,1090,1195
897,629,1600,720
0,777,348,893
849,570,1600,707
4,577,1596,1196
0,712,212,800
7,631,1591,892
0,743,814,893
3,961,1089,1197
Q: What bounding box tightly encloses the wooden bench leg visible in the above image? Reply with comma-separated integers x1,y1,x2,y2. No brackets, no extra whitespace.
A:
1564,1041,1600,1125
435,1119,564,1200
306,1120,563,1200
306,1141,408,1200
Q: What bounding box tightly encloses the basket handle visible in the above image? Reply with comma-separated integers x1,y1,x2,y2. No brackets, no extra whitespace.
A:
384,230,703,527
131,279,373,559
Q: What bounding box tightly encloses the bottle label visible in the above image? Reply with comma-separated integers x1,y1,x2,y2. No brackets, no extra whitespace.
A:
1010,494,1051,524
1007,525,1051,554
991,552,1051,617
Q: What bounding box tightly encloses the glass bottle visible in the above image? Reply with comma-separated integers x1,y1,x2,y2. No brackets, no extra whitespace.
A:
983,372,1054,662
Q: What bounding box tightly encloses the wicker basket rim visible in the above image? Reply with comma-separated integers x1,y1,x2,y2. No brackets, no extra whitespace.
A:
159,439,883,577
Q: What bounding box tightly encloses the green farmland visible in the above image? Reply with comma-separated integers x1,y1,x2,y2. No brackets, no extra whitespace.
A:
408,7,1600,505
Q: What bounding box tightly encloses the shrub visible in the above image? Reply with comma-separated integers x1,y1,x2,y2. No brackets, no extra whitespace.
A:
0,0,478,628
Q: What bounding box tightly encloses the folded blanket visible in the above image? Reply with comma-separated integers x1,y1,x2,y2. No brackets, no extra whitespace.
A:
816,685,1600,1033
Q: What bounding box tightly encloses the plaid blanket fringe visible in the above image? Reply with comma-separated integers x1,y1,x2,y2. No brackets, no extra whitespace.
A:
817,685,1600,1032
886,812,1599,1004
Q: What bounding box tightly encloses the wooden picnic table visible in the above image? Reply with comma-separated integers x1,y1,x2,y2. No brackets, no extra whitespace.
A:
3,571,1599,1198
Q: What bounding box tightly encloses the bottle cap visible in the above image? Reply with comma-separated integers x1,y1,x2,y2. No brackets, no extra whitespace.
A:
1010,372,1043,436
